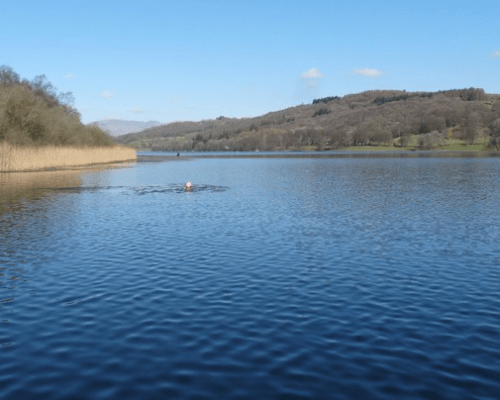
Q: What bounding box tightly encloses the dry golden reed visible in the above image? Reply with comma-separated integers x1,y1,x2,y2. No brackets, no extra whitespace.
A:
0,143,137,172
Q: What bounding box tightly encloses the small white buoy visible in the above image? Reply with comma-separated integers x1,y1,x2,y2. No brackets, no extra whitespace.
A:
185,181,192,189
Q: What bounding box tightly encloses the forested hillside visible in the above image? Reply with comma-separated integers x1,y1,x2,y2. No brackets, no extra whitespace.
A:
116,88,500,151
0,66,113,147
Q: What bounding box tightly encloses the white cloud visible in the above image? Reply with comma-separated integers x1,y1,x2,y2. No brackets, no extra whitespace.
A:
353,68,384,77
129,107,146,114
492,49,500,58
301,68,324,78
100,90,113,98
64,73,75,80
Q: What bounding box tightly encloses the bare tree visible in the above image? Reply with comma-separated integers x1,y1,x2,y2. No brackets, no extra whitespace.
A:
489,119,500,149
463,112,480,145
0,65,20,86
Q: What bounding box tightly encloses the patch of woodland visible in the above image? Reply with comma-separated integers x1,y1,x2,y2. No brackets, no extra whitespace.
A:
0,66,113,147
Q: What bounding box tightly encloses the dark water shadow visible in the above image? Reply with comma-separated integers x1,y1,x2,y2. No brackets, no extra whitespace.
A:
131,184,229,195
51,185,126,193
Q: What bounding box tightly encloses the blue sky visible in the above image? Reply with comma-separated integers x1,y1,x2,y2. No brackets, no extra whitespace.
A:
2,0,499,123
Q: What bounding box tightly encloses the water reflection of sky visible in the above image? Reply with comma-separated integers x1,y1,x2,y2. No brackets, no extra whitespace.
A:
2,156,500,399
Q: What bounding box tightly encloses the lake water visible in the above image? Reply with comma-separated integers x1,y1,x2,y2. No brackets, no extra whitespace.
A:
1,152,500,399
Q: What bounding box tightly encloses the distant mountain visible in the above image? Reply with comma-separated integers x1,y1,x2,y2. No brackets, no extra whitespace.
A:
89,119,162,137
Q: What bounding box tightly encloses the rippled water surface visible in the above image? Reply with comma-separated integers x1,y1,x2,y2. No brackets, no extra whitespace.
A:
1,154,500,399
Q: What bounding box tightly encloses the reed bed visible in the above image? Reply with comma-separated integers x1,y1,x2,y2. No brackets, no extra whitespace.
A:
0,143,136,172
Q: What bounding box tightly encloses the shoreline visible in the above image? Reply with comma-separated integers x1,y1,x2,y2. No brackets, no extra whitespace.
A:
136,149,500,162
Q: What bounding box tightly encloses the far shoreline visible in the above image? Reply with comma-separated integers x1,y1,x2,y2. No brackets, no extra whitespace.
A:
136,149,500,162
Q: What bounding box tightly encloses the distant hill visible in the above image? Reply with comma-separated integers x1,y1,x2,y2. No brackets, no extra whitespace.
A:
89,119,161,137
115,88,500,151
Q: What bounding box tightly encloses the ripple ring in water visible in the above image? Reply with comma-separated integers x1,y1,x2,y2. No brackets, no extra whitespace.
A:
51,184,229,196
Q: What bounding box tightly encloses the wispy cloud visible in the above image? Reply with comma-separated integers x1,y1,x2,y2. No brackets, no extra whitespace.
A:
100,90,113,98
353,68,384,77
301,68,324,78
491,49,500,58
129,107,146,114
64,73,75,80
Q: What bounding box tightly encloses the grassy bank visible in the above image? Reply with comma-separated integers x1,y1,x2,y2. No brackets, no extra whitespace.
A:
0,143,136,172
340,135,492,152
